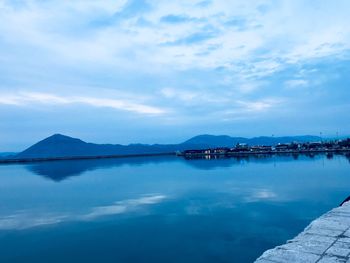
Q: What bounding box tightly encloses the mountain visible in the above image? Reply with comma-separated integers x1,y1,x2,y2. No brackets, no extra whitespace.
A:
247,135,322,146
183,134,321,148
15,133,323,159
16,134,181,159
183,135,246,148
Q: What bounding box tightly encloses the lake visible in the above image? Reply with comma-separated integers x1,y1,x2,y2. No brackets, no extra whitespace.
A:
0,153,349,263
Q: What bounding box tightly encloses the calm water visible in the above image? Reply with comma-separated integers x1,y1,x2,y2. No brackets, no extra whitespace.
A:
0,154,349,263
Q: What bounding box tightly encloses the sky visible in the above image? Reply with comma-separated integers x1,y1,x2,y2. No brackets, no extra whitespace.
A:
0,0,350,151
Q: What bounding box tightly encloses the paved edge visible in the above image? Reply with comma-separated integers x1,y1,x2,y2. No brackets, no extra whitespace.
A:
254,201,350,263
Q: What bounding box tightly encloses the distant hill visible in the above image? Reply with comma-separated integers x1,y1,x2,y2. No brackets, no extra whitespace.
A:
15,133,323,159
183,134,322,148
183,135,246,148
16,134,181,159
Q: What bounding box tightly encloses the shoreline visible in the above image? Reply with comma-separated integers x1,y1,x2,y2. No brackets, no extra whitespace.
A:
0,152,176,164
0,149,349,164
180,149,350,158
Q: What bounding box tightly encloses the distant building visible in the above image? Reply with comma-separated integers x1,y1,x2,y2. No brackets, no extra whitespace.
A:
181,137,350,158
228,143,249,152
250,145,272,152
339,139,350,148
184,149,211,155
275,143,290,151
308,142,322,149
212,147,229,154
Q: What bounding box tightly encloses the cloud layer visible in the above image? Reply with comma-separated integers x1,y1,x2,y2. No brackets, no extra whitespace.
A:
0,0,350,149
0,91,165,114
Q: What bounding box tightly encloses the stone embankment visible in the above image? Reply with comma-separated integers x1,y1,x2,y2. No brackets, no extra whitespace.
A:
255,201,350,263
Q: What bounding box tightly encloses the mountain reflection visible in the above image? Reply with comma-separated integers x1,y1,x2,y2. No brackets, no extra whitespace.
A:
26,156,179,181
25,153,350,181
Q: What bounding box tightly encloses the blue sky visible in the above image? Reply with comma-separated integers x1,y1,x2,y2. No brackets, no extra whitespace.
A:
0,0,350,151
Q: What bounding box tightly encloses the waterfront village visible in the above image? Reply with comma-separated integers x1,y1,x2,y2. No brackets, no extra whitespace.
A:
181,138,350,157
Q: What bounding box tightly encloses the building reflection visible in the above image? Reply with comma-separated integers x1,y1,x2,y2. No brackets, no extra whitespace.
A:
21,153,350,181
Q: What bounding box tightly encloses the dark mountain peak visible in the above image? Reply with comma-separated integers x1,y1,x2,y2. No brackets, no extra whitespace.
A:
16,134,89,158
16,134,178,159
44,133,76,140
185,134,232,143
183,134,246,147
38,134,87,146
50,133,69,139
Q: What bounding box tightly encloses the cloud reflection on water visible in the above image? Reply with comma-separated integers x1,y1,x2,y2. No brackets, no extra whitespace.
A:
1,153,349,231
83,195,167,220
244,189,278,202
0,194,166,230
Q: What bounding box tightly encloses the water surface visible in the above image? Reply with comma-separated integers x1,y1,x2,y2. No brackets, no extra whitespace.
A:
0,154,349,262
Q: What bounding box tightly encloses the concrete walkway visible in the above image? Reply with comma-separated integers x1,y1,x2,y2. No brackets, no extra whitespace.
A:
255,201,350,263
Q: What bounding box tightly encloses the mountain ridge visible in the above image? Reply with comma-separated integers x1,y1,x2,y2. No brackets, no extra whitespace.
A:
14,133,323,159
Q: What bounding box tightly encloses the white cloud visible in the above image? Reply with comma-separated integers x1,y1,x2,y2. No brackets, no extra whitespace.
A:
160,87,197,102
285,79,309,89
0,95,23,105
21,92,71,104
236,98,282,112
0,0,349,137
77,97,165,115
1,0,349,76
0,91,165,115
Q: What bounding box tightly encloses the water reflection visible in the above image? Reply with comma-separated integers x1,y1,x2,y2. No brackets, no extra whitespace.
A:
26,156,179,181
0,154,350,263
0,194,167,230
23,153,350,181
346,153,350,163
